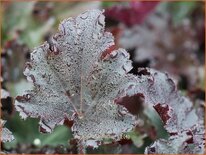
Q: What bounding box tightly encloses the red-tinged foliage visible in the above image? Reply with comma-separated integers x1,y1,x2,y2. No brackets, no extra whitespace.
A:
105,1,159,27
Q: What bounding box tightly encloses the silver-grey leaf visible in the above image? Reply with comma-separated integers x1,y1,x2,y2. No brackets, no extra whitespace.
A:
15,10,137,142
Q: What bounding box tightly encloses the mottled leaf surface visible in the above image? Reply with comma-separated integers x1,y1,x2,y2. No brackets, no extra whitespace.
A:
145,132,190,154
124,68,204,154
15,10,137,143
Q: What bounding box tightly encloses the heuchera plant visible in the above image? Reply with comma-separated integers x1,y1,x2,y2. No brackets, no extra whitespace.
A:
12,10,204,154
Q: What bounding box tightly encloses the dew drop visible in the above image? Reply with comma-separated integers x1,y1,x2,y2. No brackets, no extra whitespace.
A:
80,12,88,19
67,63,71,67
110,51,118,58
71,93,75,97
77,28,82,35
122,63,132,72
92,75,96,80
92,33,98,40
25,94,31,100
33,138,41,146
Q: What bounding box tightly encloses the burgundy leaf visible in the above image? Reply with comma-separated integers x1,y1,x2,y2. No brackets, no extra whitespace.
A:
105,1,159,27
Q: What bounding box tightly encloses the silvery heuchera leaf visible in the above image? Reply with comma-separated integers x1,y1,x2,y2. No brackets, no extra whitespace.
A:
117,68,198,133
1,120,14,143
145,132,192,154
121,68,204,154
15,10,137,143
145,127,205,154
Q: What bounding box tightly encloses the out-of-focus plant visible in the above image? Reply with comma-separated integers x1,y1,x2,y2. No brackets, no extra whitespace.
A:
2,2,54,48
158,1,198,25
104,1,159,27
104,1,204,90
1,40,30,82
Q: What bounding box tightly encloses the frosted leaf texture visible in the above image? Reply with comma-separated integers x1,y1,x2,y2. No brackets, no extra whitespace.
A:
145,129,205,154
145,132,191,154
1,120,14,143
122,68,199,133
121,68,204,154
15,10,136,141
72,48,138,141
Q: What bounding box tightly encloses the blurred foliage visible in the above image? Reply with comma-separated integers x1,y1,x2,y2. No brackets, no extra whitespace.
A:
143,106,169,139
157,1,199,25
2,1,101,47
102,1,119,8
2,2,54,48
4,114,72,149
